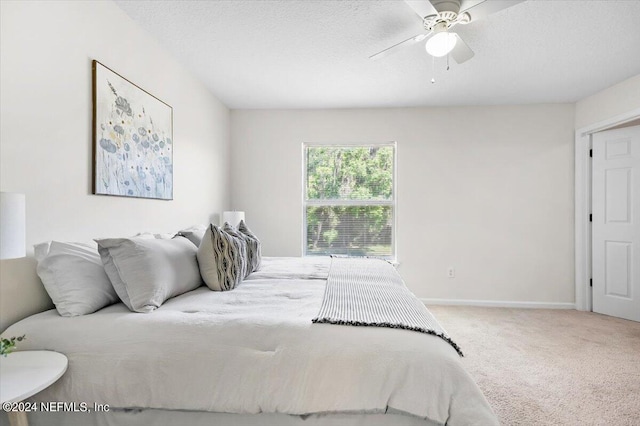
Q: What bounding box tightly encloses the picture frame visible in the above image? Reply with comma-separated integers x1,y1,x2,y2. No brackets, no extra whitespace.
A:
92,60,173,200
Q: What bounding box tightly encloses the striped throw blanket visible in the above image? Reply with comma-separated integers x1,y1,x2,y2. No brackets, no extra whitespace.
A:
313,257,463,356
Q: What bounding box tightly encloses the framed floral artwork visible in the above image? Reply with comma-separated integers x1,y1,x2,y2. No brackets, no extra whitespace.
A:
92,60,173,200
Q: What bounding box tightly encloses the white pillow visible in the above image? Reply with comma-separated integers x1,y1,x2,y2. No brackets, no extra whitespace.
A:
197,224,247,291
135,232,176,239
96,236,203,313
35,241,119,316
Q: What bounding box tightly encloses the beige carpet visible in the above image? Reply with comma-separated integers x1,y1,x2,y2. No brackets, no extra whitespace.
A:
428,306,640,426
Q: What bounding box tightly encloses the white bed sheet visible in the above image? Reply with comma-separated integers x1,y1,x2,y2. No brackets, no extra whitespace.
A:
1,408,443,426
3,257,497,426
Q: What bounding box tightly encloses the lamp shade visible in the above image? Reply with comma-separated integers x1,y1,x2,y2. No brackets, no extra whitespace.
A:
0,192,26,259
222,211,245,228
425,31,457,57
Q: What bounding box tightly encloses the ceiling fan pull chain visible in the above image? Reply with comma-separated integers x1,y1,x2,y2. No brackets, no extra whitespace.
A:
431,55,436,84
447,53,450,71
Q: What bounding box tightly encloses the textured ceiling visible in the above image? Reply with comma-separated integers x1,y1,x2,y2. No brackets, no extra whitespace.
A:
115,0,640,109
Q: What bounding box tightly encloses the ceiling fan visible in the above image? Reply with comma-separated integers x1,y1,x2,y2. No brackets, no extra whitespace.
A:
370,0,524,64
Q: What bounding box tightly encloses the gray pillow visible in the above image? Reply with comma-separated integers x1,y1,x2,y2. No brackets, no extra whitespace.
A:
35,241,119,316
177,225,207,247
197,224,247,291
237,220,261,275
96,236,203,313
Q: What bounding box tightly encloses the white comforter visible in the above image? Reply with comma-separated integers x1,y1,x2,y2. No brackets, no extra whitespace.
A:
4,257,497,425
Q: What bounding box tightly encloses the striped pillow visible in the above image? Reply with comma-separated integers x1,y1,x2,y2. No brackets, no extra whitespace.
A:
238,220,261,274
197,224,247,291
222,223,249,279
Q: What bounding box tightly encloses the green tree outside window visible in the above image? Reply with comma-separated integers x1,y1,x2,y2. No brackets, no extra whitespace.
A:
304,145,395,258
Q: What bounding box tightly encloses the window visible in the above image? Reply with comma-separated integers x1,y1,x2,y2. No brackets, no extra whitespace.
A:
303,143,396,259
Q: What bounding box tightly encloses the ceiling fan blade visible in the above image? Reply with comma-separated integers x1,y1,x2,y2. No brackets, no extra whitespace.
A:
450,34,474,64
369,33,430,61
404,0,438,19
460,0,524,21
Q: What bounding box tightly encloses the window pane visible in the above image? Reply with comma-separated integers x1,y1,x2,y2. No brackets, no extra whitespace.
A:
306,205,393,257
306,146,393,201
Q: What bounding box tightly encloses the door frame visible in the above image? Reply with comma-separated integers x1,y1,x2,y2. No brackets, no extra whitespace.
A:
574,107,640,311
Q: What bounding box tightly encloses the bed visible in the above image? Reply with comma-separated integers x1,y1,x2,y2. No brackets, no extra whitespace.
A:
1,256,498,426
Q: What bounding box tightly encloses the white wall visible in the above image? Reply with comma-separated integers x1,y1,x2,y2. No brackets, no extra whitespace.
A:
0,1,230,331
575,74,640,129
231,105,575,304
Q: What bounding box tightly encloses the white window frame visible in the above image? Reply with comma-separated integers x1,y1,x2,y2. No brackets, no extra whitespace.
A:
302,142,397,260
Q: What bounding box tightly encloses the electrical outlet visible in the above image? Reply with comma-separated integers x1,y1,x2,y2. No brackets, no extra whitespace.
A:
447,267,455,278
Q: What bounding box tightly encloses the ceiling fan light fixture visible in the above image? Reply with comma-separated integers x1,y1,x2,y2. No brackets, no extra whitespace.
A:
425,31,457,57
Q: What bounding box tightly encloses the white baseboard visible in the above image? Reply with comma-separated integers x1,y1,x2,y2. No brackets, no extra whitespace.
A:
421,298,576,309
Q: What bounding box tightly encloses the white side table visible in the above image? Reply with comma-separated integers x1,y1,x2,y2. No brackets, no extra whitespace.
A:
0,351,68,426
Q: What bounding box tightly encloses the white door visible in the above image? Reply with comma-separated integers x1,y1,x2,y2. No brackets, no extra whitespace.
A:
592,125,640,322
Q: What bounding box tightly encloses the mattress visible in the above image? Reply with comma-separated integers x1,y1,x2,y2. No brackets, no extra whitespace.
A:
2,257,497,425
